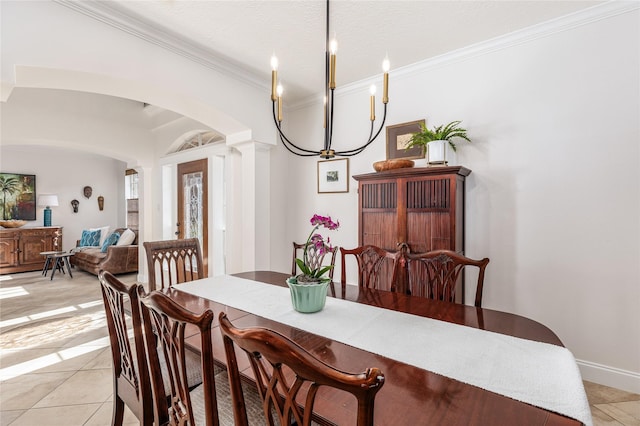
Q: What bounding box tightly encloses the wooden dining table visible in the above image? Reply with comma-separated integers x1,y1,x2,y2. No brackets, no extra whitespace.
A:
164,271,586,426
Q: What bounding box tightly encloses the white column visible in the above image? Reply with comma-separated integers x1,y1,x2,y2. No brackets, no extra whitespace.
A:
136,166,153,283
230,140,272,272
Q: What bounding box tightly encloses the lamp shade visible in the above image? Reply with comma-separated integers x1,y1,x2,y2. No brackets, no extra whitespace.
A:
38,195,59,207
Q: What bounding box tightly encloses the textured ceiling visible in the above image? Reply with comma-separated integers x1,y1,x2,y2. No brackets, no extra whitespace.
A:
86,0,604,103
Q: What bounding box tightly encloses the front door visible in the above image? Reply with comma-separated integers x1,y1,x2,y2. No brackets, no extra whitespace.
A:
177,159,208,276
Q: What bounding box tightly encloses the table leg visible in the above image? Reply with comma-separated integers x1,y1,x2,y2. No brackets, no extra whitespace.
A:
64,256,73,278
42,257,51,276
50,259,59,280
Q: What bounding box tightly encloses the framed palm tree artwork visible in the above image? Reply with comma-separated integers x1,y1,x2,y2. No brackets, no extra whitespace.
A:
0,173,36,220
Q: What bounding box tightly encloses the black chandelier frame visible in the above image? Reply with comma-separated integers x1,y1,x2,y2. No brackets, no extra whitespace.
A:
271,0,389,159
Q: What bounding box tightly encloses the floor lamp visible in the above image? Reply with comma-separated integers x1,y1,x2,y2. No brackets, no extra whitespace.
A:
38,195,59,227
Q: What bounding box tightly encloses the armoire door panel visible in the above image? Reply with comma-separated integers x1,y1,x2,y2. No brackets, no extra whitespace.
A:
355,166,469,255
406,178,451,210
362,212,397,251
406,212,452,252
361,181,398,209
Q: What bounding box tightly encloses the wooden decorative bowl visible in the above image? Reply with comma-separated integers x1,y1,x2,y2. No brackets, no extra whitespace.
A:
0,220,27,228
373,159,415,172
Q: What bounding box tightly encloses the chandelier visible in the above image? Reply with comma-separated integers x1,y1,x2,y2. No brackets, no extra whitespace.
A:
270,0,389,159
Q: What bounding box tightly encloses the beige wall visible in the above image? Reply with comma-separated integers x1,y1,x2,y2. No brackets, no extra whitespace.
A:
1,0,638,393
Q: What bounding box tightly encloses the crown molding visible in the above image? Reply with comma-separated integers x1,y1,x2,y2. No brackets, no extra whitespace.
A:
54,0,269,93
53,0,636,112
292,0,638,110
392,0,639,82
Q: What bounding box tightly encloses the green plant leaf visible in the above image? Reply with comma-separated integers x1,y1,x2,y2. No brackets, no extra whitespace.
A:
404,119,471,152
296,258,311,275
313,265,333,278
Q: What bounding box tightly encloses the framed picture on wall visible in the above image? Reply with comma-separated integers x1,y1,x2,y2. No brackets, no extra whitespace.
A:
386,119,425,160
0,172,37,220
317,158,349,193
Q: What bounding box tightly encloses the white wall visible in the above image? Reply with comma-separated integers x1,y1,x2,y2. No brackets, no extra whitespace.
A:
278,7,640,391
0,88,154,165
1,0,273,143
0,146,126,251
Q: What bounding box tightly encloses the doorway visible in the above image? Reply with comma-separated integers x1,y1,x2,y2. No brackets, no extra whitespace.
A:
177,159,208,275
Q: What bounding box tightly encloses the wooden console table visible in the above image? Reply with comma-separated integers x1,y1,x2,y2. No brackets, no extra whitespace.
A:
0,227,63,274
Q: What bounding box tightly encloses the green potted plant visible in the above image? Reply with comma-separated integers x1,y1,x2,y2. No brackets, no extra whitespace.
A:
287,214,339,313
405,120,471,166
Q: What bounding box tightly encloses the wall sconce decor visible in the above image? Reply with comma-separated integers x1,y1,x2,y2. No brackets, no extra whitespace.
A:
83,186,92,199
38,194,59,227
71,199,79,213
98,196,104,211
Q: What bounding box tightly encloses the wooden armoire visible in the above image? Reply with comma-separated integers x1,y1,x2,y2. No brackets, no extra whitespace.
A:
353,166,470,296
353,166,470,253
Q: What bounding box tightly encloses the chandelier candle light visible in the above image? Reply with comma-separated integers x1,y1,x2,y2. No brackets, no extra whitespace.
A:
271,0,390,159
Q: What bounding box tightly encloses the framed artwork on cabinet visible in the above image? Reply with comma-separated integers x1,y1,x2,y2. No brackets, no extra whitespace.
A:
386,119,425,160
317,158,349,193
0,172,37,220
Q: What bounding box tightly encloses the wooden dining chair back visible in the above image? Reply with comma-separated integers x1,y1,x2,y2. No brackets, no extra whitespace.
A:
138,290,218,426
218,312,385,426
399,249,490,307
291,241,338,279
98,271,153,426
340,245,397,291
144,238,204,291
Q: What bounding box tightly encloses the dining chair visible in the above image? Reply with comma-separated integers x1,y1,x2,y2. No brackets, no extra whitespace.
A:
138,289,219,425
340,245,398,291
218,312,386,426
143,238,204,291
291,241,338,279
98,271,153,426
397,248,490,307
99,271,204,426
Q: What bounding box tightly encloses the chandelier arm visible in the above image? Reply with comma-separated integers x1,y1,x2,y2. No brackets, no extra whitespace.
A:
273,102,321,155
334,104,388,156
280,133,320,157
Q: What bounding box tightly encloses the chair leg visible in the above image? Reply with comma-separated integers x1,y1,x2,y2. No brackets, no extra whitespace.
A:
111,396,125,426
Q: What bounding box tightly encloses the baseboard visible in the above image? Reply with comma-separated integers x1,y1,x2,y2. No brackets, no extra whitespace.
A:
577,359,640,394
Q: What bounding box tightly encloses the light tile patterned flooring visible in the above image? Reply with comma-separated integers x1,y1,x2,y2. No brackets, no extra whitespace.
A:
1,270,639,425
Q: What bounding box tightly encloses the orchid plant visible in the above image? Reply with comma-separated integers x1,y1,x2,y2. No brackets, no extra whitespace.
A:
295,214,340,283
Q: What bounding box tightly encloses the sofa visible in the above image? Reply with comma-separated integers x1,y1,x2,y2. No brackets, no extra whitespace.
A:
70,228,139,275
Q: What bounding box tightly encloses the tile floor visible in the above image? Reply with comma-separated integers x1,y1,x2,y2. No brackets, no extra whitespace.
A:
1,269,639,425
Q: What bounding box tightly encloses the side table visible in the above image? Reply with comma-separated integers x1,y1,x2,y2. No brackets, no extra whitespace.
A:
47,252,75,280
40,251,65,276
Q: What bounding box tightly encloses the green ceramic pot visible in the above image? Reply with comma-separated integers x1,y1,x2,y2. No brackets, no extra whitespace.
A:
286,277,330,313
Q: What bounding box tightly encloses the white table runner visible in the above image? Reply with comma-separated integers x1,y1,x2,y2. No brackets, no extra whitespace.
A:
177,275,592,426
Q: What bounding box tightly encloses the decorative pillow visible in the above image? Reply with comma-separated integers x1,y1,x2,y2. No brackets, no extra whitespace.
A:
100,232,121,253
90,226,110,246
79,229,101,247
116,228,136,246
